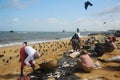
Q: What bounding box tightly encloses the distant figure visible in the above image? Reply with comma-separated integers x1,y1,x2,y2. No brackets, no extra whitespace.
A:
70,33,81,52
19,42,40,77
104,36,117,52
10,30,14,33
76,28,81,38
83,37,96,49
78,50,94,72
62,30,66,32
103,22,106,24
19,42,27,77
94,42,105,57
84,1,93,10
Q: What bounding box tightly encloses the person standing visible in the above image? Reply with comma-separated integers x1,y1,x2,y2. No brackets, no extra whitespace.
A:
19,42,40,77
19,42,27,77
76,28,81,38
70,33,81,52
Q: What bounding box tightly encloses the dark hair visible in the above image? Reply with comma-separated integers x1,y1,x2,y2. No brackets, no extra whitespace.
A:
23,42,27,46
77,28,79,33
80,50,88,55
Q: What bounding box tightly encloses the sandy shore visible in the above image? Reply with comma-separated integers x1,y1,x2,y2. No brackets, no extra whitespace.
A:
0,35,120,80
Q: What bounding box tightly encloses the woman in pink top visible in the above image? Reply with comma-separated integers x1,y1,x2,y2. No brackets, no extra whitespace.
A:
78,50,94,72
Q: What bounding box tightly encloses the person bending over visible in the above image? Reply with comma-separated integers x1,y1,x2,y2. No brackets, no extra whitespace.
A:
78,50,94,72
19,43,40,77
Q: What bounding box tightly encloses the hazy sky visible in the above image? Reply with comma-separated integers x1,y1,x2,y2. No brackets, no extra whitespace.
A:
0,0,120,31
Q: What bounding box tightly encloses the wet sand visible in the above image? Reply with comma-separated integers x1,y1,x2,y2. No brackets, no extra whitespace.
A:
0,35,120,80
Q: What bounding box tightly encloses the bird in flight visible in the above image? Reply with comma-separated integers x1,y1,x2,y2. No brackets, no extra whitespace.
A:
104,22,106,24
84,1,93,10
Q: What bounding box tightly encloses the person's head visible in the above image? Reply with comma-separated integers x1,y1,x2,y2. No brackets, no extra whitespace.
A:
80,50,88,55
23,42,27,46
34,52,40,59
77,28,79,33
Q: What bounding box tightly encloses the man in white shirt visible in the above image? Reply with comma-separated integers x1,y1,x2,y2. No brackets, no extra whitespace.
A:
20,45,40,77
76,28,81,38
24,46,39,66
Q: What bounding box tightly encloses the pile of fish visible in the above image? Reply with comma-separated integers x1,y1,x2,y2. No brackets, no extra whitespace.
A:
28,51,80,80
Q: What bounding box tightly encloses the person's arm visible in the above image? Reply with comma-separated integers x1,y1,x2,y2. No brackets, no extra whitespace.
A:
32,60,35,64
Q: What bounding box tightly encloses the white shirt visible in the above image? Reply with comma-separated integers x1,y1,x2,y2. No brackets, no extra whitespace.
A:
24,46,36,66
76,32,81,38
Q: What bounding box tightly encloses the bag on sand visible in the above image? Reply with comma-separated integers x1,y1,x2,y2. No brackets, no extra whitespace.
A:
109,56,120,62
70,51,80,58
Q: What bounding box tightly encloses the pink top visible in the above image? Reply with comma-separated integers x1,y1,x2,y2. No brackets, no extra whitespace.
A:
80,54,94,68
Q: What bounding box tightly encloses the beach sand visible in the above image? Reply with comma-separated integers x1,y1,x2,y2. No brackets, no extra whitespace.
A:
0,35,120,80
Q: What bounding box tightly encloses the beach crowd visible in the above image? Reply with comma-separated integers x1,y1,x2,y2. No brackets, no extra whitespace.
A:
18,30,120,80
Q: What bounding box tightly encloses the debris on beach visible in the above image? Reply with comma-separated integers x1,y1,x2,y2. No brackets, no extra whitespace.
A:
0,35,118,80
23,51,80,80
109,56,120,62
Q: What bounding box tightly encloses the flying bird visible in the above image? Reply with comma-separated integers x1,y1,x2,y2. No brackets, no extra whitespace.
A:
103,22,106,24
84,1,93,10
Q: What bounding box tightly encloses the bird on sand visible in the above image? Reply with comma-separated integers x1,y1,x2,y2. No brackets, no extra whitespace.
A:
84,1,93,10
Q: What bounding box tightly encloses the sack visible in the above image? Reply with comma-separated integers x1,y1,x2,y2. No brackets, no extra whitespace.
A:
109,56,120,62
70,52,80,58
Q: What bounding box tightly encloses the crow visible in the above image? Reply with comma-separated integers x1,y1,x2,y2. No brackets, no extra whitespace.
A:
104,22,106,24
3,59,5,62
84,1,93,10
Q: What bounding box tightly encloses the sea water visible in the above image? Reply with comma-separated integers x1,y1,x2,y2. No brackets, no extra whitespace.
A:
0,31,91,47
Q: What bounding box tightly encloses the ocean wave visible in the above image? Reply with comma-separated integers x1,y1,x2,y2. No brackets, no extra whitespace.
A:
0,31,88,48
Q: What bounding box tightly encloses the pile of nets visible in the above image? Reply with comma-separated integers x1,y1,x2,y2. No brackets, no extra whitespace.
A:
27,51,80,80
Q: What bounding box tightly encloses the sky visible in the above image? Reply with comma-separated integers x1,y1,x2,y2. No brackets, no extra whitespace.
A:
0,0,120,31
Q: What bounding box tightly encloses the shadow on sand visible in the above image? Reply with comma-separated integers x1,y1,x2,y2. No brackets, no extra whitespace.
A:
103,65,120,71
0,73,19,79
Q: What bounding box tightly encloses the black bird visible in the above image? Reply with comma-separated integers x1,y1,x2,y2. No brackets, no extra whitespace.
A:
84,1,93,10
9,56,12,59
3,59,5,62
104,22,106,24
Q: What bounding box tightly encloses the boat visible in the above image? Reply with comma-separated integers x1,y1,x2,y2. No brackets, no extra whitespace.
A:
10,30,14,33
